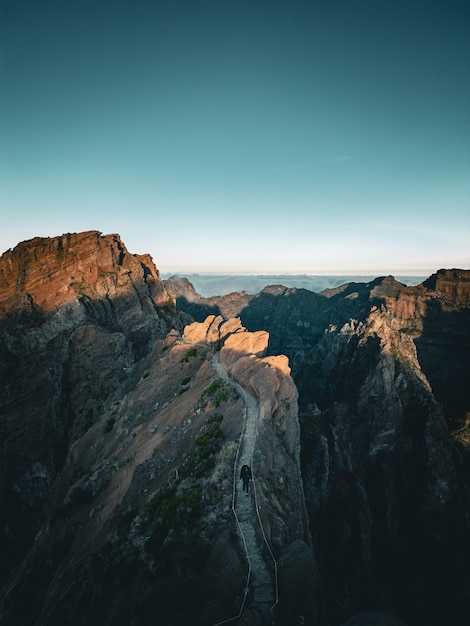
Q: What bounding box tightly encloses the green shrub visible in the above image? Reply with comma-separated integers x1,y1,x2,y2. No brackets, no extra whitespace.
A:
181,376,191,386
181,347,197,362
200,380,237,407
203,380,222,395
184,416,224,478
117,507,137,539
207,413,223,425
143,485,202,555
162,299,175,313
104,417,115,433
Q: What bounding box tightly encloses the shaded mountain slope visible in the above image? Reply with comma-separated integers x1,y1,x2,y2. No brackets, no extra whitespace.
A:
1,322,314,626
167,271,470,426
167,269,470,625
2,233,469,626
0,231,188,590
0,234,314,625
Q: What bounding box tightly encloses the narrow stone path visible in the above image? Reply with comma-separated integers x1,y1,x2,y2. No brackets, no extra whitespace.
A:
212,355,276,610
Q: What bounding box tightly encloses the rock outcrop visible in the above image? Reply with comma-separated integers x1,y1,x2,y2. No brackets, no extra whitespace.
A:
0,230,170,313
0,232,188,593
0,311,314,625
0,231,315,625
185,317,311,536
189,316,319,624
423,268,470,305
169,270,470,626
2,231,469,626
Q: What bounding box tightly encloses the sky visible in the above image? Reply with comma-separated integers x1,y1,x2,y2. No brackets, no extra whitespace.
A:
1,0,469,275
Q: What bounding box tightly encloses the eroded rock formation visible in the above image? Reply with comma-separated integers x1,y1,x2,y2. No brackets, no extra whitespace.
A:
0,232,315,625
2,232,469,626
168,269,470,626
0,231,188,594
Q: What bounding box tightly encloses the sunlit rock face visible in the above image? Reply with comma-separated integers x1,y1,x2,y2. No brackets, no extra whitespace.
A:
0,230,170,312
423,268,470,305
185,315,312,561
183,313,248,346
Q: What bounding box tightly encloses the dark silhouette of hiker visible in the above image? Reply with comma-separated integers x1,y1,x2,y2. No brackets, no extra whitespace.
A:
240,464,252,494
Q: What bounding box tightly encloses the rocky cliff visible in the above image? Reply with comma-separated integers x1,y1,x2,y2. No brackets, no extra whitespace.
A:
0,231,188,596
167,270,470,625
2,233,469,626
0,234,314,625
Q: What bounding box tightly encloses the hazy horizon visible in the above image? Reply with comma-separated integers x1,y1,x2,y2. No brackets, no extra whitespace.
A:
162,272,429,298
0,232,461,282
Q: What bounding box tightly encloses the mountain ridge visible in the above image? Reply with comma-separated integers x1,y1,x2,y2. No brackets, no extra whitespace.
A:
167,267,470,625
1,231,469,625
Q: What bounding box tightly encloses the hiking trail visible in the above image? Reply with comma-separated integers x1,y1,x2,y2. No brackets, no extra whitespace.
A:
212,353,277,622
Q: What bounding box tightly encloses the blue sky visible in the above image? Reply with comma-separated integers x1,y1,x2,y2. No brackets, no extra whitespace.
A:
1,0,469,274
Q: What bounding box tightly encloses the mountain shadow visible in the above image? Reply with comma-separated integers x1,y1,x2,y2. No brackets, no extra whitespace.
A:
414,300,470,428
172,295,221,321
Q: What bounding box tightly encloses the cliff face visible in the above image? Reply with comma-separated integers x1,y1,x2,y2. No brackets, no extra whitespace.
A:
168,271,470,625
0,319,312,626
184,315,318,624
0,231,188,592
0,230,171,314
422,268,470,305
298,305,464,626
0,234,313,626
2,232,469,626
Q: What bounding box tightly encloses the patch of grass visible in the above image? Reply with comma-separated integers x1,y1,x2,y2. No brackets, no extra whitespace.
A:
162,299,175,314
138,412,225,552
143,484,202,556
202,380,222,395
207,413,223,425
181,376,191,386
200,379,237,407
181,347,197,362
184,415,224,478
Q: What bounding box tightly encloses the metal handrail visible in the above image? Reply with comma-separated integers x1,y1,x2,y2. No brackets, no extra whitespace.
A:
231,375,279,615
210,363,251,626
207,351,279,624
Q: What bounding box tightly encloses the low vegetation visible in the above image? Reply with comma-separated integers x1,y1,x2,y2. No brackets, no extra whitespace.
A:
199,379,238,407
161,299,175,314
109,412,233,567
181,346,198,362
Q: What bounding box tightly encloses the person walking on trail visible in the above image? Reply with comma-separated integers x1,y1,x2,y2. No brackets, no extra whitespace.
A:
240,464,252,495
